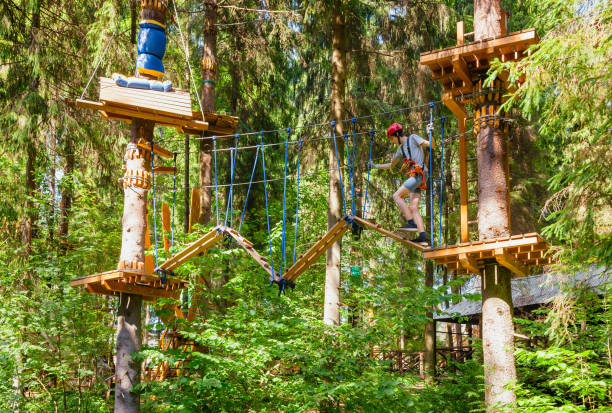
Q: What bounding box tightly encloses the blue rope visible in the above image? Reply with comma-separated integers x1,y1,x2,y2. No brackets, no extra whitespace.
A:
224,146,235,228
230,134,239,227
363,130,375,219
238,145,260,234
331,121,347,216
293,139,303,265
438,117,446,247
428,102,435,246
350,117,357,217
213,136,219,226
171,152,177,255
280,128,290,276
150,140,161,281
344,133,352,213
260,131,275,281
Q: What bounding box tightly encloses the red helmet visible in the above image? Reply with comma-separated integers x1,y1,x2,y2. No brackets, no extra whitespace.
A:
386,123,403,139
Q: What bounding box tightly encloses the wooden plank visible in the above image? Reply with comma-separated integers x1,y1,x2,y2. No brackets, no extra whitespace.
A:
145,212,154,274
223,228,275,276
99,77,193,118
162,203,171,251
495,248,528,277
103,280,177,299
153,166,176,174
352,216,426,251
70,270,122,287
423,234,543,260
189,187,200,233
457,21,465,45
137,139,173,159
158,227,223,271
283,218,350,282
420,29,538,66
458,253,480,274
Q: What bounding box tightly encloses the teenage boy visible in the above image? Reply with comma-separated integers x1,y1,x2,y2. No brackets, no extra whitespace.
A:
369,123,431,246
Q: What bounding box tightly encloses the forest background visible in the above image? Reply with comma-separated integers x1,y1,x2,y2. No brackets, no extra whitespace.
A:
0,0,610,411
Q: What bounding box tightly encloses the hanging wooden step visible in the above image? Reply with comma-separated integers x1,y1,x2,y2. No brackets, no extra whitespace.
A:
351,216,427,252
157,227,224,271
283,218,351,283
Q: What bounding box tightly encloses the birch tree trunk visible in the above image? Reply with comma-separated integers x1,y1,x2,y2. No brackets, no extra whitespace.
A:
474,0,517,409
324,1,346,326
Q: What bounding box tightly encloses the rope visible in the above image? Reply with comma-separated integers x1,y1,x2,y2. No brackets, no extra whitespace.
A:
171,152,177,254
150,140,161,282
260,131,275,281
350,118,357,217
80,6,127,99
238,145,260,234
427,102,435,245
224,146,236,228
362,130,375,219
280,128,291,277
213,136,219,226
293,139,303,265
230,135,239,227
438,117,446,247
192,101,441,141
331,121,347,216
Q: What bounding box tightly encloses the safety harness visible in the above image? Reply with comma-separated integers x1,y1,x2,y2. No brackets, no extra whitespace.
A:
399,136,427,190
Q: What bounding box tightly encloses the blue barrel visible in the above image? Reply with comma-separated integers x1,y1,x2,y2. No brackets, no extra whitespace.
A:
136,20,166,78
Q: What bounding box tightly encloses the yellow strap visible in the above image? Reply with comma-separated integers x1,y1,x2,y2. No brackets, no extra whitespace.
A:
137,67,164,78
140,19,166,29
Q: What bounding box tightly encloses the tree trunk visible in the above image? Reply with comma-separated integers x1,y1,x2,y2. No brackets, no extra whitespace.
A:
114,118,154,413
198,0,217,226
58,130,73,252
474,0,517,409
423,259,435,381
324,1,346,326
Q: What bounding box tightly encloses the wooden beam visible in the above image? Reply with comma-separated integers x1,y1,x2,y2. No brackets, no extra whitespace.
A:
457,21,465,45
352,216,426,251
162,203,171,251
283,218,350,282
153,166,176,174
103,280,177,299
458,253,480,274
157,227,223,271
494,248,528,277
442,93,468,119
451,56,473,91
137,139,174,159
188,187,200,233
223,227,275,277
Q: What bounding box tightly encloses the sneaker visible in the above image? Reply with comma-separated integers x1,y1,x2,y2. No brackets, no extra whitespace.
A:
397,222,418,232
411,233,430,246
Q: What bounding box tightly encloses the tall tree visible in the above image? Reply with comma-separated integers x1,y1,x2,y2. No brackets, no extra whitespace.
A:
474,0,517,409
198,0,218,226
324,0,346,326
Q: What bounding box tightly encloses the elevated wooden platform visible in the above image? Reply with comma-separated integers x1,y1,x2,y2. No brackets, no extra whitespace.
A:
423,233,551,276
70,269,186,301
71,77,238,136
420,28,539,102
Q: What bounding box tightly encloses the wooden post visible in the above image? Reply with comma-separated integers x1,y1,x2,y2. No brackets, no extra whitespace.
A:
474,0,517,409
457,21,465,45
184,135,190,233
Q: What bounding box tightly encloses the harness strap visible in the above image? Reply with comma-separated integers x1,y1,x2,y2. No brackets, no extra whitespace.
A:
399,137,427,190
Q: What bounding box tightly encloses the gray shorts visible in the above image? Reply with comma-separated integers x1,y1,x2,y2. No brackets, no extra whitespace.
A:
402,173,425,194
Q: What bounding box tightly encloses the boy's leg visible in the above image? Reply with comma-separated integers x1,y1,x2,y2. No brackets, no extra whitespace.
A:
392,186,412,221
409,192,425,233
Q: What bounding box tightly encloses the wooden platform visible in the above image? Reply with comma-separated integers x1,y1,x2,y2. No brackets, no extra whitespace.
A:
420,28,539,101
423,233,551,276
71,77,238,136
70,269,187,301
